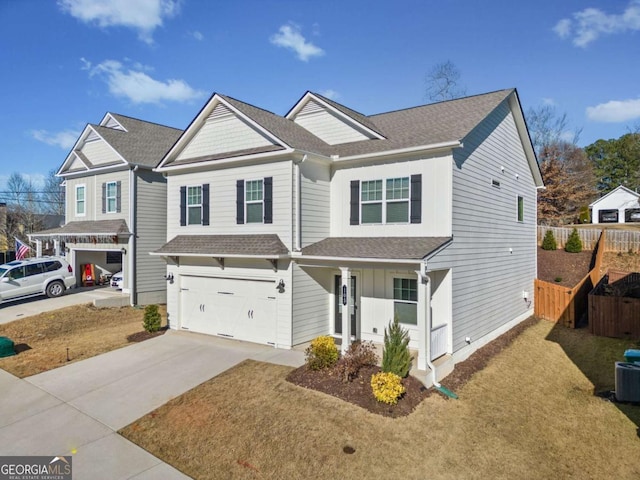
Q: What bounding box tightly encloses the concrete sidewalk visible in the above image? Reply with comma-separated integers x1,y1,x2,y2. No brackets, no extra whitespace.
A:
0,331,305,479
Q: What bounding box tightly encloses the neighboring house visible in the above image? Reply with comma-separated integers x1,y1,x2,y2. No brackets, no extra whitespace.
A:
29,113,182,305
589,185,640,224
153,89,543,382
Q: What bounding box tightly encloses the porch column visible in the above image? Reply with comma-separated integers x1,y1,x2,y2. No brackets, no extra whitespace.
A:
35,239,42,258
53,239,60,256
340,266,352,354
416,269,429,371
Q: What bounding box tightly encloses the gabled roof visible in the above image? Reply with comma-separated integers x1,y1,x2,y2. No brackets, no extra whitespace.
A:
589,185,640,207
58,114,182,176
152,234,289,257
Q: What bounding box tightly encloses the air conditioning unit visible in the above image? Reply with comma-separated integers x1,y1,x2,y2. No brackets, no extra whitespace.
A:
615,362,640,402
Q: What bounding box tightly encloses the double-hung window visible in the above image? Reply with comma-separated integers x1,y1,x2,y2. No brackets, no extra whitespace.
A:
106,182,117,213
393,278,418,325
360,177,410,224
386,177,410,223
76,185,86,216
245,180,264,223
361,180,383,223
187,186,202,225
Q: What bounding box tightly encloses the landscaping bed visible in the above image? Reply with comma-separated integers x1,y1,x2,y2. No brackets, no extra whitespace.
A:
537,247,593,287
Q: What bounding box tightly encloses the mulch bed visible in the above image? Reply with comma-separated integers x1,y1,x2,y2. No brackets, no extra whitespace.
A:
537,247,594,287
287,317,538,417
126,327,168,343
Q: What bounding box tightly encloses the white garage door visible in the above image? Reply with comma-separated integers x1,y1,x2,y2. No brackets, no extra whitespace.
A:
180,276,277,345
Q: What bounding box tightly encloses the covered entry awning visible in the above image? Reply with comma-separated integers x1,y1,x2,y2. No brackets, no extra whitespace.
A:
28,219,132,243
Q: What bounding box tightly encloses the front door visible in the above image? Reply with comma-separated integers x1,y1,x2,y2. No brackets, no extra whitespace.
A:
334,275,357,336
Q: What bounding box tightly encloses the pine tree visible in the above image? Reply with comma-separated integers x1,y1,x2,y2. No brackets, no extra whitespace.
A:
143,304,162,333
565,228,583,253
541,230,557,250
381,316,413,378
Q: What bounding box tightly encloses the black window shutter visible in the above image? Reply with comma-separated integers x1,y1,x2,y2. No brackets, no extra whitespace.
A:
101,183,106,214
350,180,359,225
264,177,273,224
179,186,187,226
410,174,422,224
236,180,244,224
202,183,210,226
116,181,122,213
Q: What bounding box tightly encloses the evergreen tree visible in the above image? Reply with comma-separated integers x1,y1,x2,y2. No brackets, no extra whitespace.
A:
565,228,583,253
542,230,557,250
381,316,413,378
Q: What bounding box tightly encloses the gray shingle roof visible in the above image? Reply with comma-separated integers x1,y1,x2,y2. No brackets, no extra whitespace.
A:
301,237,452,260
309,91,385,137
90,114,183,168
155,234,289,256
31,219,130,237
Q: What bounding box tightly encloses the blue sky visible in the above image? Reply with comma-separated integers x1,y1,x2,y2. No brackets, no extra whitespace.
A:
1,0,639,191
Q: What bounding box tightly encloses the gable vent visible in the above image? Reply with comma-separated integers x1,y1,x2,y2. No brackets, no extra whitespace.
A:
298,100,324,116
103,116,126,131
207,103,234,121
85,131,100,142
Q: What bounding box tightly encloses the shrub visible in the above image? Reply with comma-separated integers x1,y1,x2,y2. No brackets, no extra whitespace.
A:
541,230,557,250
578,206,590,224
554,277,563,283
334,340,378,383
305,336,339,370
565,228,583,253
143,304,161,333
371,371,405,405
381,316,413,378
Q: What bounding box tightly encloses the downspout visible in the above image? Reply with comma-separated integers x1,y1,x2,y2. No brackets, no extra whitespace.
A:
293,154,307,251
421,261,457,399
128,165,138,306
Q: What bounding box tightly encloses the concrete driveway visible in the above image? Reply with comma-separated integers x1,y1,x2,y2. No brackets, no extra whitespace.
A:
0,330,305,479
0,286,128,325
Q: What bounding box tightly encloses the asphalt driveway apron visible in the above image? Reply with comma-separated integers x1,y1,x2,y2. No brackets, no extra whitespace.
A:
0,330,304,479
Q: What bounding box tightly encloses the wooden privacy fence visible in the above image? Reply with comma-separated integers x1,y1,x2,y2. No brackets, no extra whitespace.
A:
589,270,640,339
534,230,607,327
537,226,640,252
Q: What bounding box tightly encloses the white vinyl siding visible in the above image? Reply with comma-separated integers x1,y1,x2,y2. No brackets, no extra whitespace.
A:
80,139,122,166
176,105,276,161
292,101,373,145
292,264,332,344
300,160,331,247
427,101,536,353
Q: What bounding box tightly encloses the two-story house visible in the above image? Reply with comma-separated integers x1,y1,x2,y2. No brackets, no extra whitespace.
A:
153,89,543,382
29,113,182,305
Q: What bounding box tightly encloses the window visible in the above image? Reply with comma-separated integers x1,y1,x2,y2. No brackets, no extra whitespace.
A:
106,252,122,264
360,177,410,224
25,263,43,277
187,186,202,225
246,180,263,223
517,196,524,222
492,179,501,188
8,267,25,280
76,185,85,216
625,208,640,223
393,278,417,325
106,182,117,213
599,209,618,223
43,261,62,272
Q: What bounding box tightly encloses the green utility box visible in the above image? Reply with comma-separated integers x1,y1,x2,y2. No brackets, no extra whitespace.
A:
0,337,15,358
624,349,640,364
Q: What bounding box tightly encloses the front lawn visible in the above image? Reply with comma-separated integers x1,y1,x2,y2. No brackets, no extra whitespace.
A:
0,304,166,378
120,319,640,479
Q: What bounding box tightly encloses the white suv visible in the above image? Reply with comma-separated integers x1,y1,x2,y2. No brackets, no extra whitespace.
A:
0,257,76,303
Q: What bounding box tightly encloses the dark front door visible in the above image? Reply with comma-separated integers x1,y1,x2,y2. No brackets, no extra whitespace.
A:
334,275,356,335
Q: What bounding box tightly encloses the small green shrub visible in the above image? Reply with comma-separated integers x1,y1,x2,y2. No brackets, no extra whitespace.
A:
305,336,339,370
578,206,590,224
554,277,563,283
381,316,413,378
565,228,583,253
371,371,405,405
541,230,557,250
334,340,378,383
143,304,161,333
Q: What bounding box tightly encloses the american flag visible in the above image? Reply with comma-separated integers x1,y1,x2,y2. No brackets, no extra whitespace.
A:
15,238,30,260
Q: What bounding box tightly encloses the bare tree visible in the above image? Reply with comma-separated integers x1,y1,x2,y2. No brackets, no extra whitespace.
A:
425,61,467,102
3,173,44,239
41,169,65,216
526,104,582,157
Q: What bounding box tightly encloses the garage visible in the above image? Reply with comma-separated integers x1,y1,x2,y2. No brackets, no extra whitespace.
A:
179,275,277,345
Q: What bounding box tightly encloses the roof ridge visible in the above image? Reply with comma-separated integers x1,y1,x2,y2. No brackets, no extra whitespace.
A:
108,112,183,132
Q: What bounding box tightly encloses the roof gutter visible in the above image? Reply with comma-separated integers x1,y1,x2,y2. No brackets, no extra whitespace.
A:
154,148,295,173
333,140,463,163
149,252,290,260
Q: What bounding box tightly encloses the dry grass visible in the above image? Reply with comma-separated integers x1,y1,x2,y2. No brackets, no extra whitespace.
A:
602,251,640,274
0,304,166,378
571,224,640,231
120,320,640,480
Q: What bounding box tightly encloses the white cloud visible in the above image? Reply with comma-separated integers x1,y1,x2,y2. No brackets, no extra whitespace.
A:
586,98,640,122
542,97,556,106
58,0,181,44
86,59,206,104
270,24,324,61
319,89,339,100
189,30,204,41
31,129,80,149
554,0,640,47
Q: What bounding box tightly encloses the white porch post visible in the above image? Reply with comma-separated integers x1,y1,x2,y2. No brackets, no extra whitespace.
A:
35,239,42,258
53,239,60,256
416,269,428,371
340,266,352,354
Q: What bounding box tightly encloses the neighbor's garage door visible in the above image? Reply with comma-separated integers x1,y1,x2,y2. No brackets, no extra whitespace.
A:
180,276,277,345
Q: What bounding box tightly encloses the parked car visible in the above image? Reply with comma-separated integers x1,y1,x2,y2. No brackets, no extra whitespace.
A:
111,271,124,289
0,257,76,303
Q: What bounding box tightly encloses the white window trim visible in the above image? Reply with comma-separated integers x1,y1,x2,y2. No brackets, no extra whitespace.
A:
186,185,203,225
245,179,264,224
390,274,418,326
106,181,117,214
360,177,410,225
75,184,86,217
